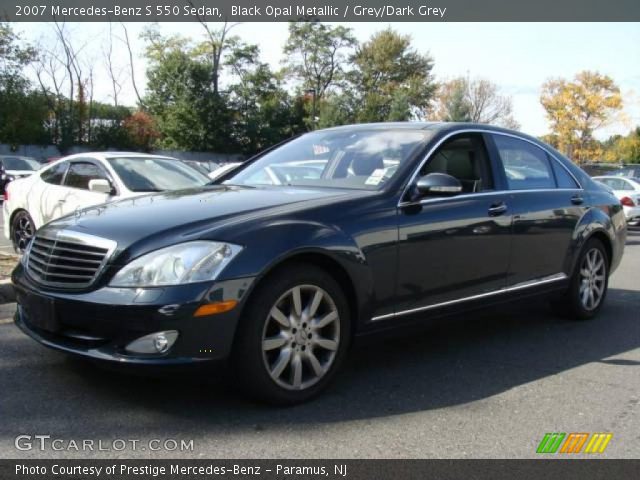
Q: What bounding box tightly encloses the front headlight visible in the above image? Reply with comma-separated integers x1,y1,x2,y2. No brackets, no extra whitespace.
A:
109,241,242,287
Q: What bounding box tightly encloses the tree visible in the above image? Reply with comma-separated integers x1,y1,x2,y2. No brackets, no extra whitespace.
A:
603,127,640,163
540,71,623,163
430,76,518,127
430,78,471,122
122,110,160,151
283,21,356,100
351,28,436,122
145,46,234,152
283,22,356,129
0,23,50,146
226,41,305,153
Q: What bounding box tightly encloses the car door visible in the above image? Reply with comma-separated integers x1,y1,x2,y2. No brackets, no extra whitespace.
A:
32,161,70,226
394,132,512,314
58,160,114,217
490,133,586,285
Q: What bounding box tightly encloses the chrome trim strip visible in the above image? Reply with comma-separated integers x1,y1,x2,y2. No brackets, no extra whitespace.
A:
398,188,583,208
398,128,583,207
371,273,568,321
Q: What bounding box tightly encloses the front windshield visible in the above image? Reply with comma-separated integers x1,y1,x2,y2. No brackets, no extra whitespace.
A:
226,129,430,190
2,157,40,171
108,157,210,192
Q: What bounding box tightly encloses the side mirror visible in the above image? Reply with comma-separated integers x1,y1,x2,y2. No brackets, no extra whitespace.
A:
88,179,114,195
415,173,463,197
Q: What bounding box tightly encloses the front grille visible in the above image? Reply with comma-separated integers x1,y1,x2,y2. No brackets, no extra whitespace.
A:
26,231,116,289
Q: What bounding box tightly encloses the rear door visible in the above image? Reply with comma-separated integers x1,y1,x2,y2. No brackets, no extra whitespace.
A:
490,134,586,285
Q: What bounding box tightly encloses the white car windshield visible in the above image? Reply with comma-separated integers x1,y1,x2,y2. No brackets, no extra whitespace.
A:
226,129,430,190
108,157,210,192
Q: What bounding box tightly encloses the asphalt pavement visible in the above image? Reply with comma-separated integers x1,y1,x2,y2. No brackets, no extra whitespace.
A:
0,230,638,459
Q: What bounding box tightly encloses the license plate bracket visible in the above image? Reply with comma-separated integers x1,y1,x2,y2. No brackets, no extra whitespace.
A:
21,293,58,333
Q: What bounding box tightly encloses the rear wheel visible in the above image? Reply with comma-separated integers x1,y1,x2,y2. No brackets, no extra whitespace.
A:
552,238,609,320
11,210,35,254
232,264,350,405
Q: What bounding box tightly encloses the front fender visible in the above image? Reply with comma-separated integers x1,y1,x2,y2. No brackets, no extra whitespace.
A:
218,219,374,322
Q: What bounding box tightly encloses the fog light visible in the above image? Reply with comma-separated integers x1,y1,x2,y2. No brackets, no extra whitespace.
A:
125,330,179,354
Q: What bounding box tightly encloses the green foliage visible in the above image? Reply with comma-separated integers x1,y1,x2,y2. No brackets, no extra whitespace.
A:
350,28,436,122
145,47,235,152
283,21,356,99
541,71,623,163
603,127,640,163
0,23,48,146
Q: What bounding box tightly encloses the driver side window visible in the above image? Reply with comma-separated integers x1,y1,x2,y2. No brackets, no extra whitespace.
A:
420,134,494,193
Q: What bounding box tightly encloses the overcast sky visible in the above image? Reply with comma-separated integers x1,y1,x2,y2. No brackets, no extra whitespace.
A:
15,22,640,139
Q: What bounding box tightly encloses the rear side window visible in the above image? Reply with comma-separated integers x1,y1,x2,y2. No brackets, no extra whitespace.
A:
608,178,634,191
40,162,68,185
550,160,580,189
494,135,555,190
64,162,108,190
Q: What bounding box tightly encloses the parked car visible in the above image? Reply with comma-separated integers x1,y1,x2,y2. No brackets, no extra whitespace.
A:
13,123,626,404
0,155,41,196
3,152,210,252
208,161,243,181
610,165,640,179
183,160,219,175
581,162,624,177
593,176,640,226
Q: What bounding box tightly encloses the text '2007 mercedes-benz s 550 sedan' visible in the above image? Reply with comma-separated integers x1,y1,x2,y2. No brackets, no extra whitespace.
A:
13,123,627,404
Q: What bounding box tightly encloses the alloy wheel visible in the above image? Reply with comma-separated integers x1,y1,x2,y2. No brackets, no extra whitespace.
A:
13,214,34,253
261,285,340,391
579,248,606,311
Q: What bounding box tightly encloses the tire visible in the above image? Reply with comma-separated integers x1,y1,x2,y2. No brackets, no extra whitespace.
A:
552,238,609,320
11,210,35,254
232,263,351,405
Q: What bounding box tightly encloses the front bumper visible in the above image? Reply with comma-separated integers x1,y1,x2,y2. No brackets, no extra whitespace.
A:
12,264,255,366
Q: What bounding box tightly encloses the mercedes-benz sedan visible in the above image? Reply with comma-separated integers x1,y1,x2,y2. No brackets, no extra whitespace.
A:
12,123,627,404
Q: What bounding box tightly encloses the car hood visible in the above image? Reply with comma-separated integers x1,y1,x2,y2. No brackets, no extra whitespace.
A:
41,185,356,251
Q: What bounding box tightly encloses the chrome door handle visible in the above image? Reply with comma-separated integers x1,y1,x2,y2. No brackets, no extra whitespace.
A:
571,195,584,205
488,202,508,216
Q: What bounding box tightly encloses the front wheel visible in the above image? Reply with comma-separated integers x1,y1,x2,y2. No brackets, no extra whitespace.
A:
553,238,609,320
11,210,35,254
232,264,350,405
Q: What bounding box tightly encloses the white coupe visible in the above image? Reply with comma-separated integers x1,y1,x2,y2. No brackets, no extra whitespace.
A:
3,152,210,252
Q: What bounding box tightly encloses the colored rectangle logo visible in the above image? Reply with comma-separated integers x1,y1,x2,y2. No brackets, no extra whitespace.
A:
537,433,612,454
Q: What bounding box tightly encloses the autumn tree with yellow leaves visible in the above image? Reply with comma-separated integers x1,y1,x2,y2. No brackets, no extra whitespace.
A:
540,71,623,164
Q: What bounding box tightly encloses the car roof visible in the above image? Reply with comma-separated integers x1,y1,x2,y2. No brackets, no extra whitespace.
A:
55,152,177,161
317,121,522,135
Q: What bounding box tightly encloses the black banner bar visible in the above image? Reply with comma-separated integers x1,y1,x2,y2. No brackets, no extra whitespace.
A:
2,460,640,480
1,0,640,22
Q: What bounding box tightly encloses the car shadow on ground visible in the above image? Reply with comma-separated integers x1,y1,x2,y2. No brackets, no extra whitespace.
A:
0,287,638,438
625,228,640,246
